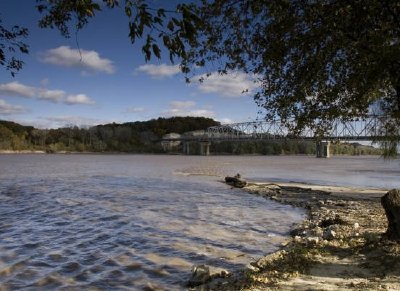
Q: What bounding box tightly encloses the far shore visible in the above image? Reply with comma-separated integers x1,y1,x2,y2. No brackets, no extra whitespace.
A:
0,150,388,158
197,181,400,290
0,150,47,154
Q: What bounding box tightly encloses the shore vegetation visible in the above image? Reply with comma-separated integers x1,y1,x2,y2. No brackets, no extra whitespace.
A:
0,118,382,156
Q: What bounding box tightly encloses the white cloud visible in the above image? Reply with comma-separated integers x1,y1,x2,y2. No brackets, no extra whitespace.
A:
125,107,145,113
37,89,66,103
65,94,95,105
40,46,115,74
0,81,36,98
135,64,181,79
0,99,27,115
163,100,216,118
0,81,95,106
193,71,258,98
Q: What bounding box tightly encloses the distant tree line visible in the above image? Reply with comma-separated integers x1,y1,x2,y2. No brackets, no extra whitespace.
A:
182,140,381,156
0,117,219,153
0,117,382,155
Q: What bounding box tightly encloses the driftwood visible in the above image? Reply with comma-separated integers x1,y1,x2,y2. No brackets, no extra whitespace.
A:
381,189,400,241
225,174,247,188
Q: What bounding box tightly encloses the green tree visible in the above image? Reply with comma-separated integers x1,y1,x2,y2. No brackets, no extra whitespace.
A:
0,17,29,76
1,1,398,154
184,1,399,127
0,124,14,149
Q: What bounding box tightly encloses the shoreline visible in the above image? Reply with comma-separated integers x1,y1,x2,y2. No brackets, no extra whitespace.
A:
196,181,400,290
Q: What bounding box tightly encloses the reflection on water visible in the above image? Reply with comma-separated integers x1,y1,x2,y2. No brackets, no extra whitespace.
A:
0,155,306,290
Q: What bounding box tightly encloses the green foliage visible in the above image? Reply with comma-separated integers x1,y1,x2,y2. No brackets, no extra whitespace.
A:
182,1,400,133
0,120,34,135
0,19,29,76
183,0,400,156
0,117,219,153
379,140,400,159
35,0,201,64
36,0,102,37
330,142,382,156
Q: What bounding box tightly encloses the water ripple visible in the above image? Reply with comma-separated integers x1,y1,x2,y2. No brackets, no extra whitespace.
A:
0,155,306,289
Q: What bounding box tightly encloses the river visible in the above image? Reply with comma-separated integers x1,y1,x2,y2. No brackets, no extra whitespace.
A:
0,154,398,290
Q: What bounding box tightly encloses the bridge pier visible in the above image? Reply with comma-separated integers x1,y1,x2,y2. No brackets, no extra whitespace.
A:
316,141,331,158
200,142,211,156
183,142,190,155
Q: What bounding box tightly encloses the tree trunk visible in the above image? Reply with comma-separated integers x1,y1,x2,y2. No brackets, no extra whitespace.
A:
381,189,400,241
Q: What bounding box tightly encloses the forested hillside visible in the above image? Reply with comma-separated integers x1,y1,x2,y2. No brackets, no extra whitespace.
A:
0,117,381,155
0,117,219,153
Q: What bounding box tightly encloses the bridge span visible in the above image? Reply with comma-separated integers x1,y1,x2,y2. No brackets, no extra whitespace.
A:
161,115,392,157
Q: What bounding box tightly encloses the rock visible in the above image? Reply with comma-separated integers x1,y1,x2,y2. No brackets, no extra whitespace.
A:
188,265,210,286
323,229,336,240
245,262,260,272
294,236,303,243
188,265,230,287
225,173,247,188
256,250,286,268
381,189,400,241
143,282,164,291
212,267,229,278
307,236,319,245
319,215,346,227
312,226,324,237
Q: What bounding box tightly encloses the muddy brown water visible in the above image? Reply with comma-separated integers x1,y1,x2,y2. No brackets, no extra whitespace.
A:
0,154,398,289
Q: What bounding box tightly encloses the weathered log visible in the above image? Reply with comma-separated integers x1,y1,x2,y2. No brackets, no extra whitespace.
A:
381,189,400,241
225,174,247,188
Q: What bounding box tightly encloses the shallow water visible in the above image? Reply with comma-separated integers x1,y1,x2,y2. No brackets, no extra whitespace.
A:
0,154,308,290
1,154,398,290
208,155,400,189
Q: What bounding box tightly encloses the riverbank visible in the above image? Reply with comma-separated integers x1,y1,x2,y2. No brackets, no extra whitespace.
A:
196,182,400,290
0,150,46,154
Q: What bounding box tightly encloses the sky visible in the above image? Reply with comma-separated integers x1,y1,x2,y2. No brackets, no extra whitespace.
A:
0,1,263,129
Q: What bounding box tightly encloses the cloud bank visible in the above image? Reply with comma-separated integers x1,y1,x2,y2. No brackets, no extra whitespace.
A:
163,100,216,118
0,99,27,115
65,94,96,105
0,81,95,105
40,46,115,74
135,64,181,79
193,71,258,98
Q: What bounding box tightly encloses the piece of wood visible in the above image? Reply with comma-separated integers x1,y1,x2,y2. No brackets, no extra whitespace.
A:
381,189,400,241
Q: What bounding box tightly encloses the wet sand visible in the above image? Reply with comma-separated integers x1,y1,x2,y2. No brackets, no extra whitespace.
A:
197,181,400,290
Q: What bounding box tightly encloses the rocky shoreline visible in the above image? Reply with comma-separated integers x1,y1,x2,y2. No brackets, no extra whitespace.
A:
191,181,400,290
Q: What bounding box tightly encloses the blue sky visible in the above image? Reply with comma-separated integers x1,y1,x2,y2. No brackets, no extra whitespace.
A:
0,1,262,129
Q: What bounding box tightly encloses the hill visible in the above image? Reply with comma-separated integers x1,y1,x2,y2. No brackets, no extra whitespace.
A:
0,117,219,153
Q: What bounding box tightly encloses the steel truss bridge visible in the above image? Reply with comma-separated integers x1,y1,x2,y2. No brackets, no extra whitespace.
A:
162,115,395,142
206,115,392,141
